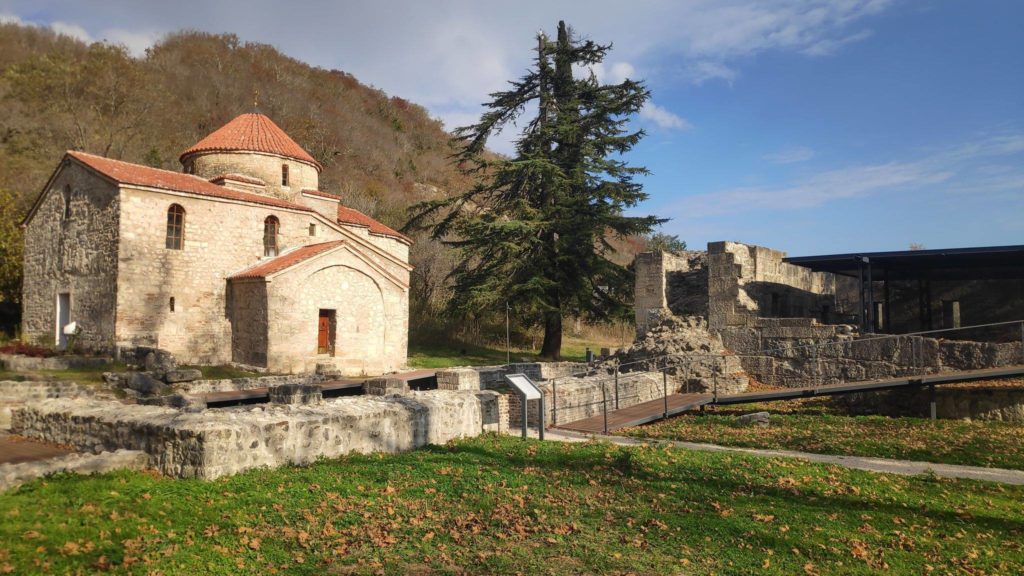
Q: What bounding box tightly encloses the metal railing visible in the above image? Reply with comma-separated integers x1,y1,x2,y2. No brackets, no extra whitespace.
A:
541,319,1024,434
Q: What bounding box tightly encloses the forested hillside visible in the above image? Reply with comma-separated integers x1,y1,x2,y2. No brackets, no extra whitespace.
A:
0,23,653,340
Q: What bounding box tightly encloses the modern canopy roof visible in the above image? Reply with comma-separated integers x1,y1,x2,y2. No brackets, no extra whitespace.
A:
179,112,322,170
784,245,1024,279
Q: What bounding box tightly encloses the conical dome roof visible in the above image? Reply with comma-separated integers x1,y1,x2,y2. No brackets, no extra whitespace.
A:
180,113,321,170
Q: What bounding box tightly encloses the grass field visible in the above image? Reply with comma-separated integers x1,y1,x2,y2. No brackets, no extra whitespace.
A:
407,334,624,369
1,434,1022,575
622,398,1024,470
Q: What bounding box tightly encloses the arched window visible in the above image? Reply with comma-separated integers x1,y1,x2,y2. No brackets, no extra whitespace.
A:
166,204,185,249
263,216,280,257
281,164,289,187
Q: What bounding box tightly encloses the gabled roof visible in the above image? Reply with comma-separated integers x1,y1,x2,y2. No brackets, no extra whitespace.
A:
180,113,321,170
337,205,411,244
229,240,345,279
67,151,313,212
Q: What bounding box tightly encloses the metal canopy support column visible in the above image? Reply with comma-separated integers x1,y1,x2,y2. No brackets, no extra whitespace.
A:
857,257,866,333
865,257,875,333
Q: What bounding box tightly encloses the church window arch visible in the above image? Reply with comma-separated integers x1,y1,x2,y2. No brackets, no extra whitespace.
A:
264,215,280,257
166,204,185,250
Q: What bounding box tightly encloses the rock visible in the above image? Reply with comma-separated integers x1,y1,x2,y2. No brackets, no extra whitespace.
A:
125,372,169,396
138,393,206,412
142,349,177,375
268,384,322,405
163,368,203,384
735,411,770,426
363,377,408,396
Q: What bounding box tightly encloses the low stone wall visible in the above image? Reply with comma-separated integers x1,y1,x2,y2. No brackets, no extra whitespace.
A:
0,381,94,430
835,386,1024,422
437,362,589,392
174,374,326,395
12,390,506,479
0,353,111,371
509,372,670,428
0,449,148,492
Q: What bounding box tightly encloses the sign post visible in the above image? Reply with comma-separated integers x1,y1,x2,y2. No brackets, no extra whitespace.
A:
504,373,545,440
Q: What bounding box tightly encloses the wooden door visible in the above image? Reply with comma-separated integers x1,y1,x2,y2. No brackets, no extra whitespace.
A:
317,311,331,354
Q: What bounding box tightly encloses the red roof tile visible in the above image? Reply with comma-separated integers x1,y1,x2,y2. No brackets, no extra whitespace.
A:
301,188,343,201
337,205,411,244
230,240,345,279
67,151,314,213
180,113,321,169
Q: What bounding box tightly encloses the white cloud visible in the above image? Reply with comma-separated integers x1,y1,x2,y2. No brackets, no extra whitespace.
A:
686,60,739,85
802,29,873,56
0,12,24,24
763,146,815,164
673,132,1024,218
49,20,92,42
640,102,693,130
101,28,161,57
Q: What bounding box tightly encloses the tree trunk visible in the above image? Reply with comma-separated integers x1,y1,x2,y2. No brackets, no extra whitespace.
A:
540,311,562,360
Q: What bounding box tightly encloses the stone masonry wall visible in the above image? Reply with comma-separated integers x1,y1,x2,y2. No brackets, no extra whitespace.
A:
12,390,505,479
228,280,269,366
508,372,669,429
634,251,706,334
115,186,409,368
22,162,121,350
187,151,319,200
265,249,409,375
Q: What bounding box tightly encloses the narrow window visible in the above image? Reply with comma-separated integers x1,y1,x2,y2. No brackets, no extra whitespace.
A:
281,164,289,186
62,185,72,220
185,162,195,175
308,223,317,236
169,297,175,312
166,204,185,249
263,215,280,257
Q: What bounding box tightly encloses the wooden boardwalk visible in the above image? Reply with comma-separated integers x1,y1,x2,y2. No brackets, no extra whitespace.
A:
202,369,438,405
557,365,1024,434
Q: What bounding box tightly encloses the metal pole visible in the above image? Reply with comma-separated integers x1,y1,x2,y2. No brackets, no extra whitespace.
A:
614,366,620,410
538,394,545,441
866,259,875,333
551,378,557,426
521,393,528,440
663,369,669,419
601,379,608,434
929,384,936,421
505,302,510,366
1020,321,1023,365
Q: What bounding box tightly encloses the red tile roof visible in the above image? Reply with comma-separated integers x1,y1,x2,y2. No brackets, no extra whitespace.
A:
337,205,411,244
67,151,314,212
229,240,345,279
179,113,322,169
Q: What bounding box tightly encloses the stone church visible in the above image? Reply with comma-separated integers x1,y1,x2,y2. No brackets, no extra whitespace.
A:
21,112,411,375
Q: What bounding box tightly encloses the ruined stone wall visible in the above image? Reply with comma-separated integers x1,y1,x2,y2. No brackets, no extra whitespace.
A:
12,391,505,479
634,251,707,334
509,372,670,428
265,251,409,375
21,163,120,350
707,241,853,330
186,151,319,200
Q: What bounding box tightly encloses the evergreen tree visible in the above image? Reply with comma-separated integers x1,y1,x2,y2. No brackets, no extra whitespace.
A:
407,21,664,359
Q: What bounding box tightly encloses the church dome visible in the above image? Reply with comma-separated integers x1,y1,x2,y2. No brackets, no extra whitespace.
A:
180,113,321,171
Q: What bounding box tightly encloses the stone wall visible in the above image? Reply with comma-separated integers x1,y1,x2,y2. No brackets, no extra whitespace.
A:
186,150,320,201
12,390,506,479
634,251,707,334
509,372,669,428
263,249,409,375
835,385,1024,422
0,380,94,430
228,280,269,366
21,162,121,350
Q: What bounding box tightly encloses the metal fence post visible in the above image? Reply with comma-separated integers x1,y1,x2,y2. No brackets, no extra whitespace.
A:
614,366,620,410
551,378,557,427
601,378,609,434
929,384,936,421
663,369,669,419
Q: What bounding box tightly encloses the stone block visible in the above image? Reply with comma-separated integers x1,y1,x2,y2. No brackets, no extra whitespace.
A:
268,384,322,405
363,377,408,396
163,368,203,384
436,368,481,391
125,372,169,396
736,411,769,426
138,393,207,412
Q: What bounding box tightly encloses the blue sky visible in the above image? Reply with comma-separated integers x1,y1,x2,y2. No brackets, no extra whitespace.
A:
1,0,1021,255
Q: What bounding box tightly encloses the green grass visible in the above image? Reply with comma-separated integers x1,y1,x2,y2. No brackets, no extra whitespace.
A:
0,362,125,385
622,398,1024,470
407,335,620,369
1,435,1022,574
184,365,267,380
